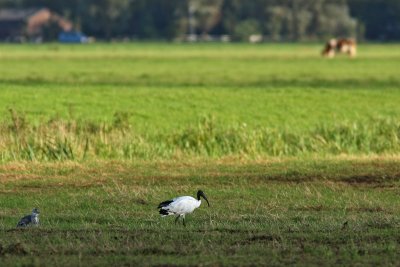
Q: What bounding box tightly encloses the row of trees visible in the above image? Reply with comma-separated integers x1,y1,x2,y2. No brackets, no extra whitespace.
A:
1,0,399,41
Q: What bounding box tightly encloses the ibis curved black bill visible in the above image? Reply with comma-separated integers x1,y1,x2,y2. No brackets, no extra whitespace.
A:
197,190,210,207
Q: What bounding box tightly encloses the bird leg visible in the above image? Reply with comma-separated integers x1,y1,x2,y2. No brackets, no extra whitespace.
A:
175,215,180,224
182,215,186,227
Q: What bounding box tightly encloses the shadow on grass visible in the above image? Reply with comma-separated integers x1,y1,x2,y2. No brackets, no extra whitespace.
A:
1,78,399,89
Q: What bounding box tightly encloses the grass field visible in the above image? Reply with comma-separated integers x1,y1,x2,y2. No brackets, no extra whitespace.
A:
0,159,400,266
1,43,400,161
0,43,400,266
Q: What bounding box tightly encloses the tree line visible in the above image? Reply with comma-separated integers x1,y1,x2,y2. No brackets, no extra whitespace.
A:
1,0,399,41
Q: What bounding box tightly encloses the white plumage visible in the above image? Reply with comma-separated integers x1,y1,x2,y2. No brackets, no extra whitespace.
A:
158,190,210,226
160,196,201,215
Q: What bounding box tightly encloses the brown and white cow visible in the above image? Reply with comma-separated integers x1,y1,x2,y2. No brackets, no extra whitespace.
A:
322,38,357,58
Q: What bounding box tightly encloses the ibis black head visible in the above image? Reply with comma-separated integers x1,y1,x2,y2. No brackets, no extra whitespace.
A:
197,190,210,207
32,208,40,214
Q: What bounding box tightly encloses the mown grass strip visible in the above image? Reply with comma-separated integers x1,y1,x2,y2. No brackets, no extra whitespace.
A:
0,159,399,266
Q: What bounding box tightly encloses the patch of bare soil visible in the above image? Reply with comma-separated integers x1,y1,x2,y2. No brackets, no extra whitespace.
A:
236,234,281,245
0,242,28,256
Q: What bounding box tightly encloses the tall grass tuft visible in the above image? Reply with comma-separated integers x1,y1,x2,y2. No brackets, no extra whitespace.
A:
0,111,399,162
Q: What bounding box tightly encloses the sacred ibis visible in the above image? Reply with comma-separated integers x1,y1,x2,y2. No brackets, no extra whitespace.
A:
158,190,210,226
17,208,40,228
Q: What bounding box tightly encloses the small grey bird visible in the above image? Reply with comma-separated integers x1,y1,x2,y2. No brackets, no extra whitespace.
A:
17,208,40,228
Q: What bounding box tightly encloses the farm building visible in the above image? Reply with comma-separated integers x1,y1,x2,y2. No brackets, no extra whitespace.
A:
0,8,72,42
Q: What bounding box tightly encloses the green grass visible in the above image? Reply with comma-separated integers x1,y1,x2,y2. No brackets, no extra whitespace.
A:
0,43,400,161
0,43,400,129
0,43,400,266
0,159,400,266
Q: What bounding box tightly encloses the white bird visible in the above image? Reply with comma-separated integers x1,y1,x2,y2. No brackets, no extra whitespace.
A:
17,208,40,228
158,190,210,226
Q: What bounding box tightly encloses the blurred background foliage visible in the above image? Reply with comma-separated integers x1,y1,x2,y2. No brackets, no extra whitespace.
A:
0,0,399,41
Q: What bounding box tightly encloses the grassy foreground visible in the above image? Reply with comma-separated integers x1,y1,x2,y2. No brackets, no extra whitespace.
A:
0,158,400,266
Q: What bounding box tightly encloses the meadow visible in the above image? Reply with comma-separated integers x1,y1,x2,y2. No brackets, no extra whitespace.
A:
1,43,400,161
0,43,400,266
0,159,400,266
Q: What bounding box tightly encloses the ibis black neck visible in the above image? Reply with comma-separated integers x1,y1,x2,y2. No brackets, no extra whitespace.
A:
197,190,210,207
